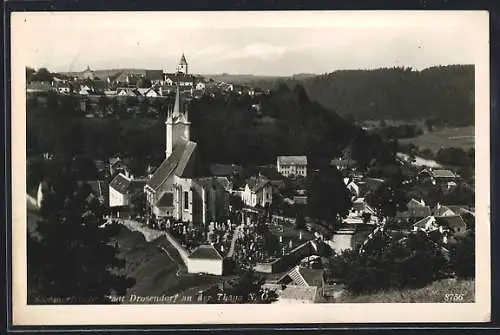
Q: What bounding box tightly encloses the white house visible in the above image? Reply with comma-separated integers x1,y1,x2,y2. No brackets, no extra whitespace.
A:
277,156,308,177
241,177,273,208
187,245,223,275
145,88,160,98
109,172,146,208
195,82,206,90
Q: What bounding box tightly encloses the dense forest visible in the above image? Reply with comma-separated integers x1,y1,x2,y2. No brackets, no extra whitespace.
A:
27,85,360,178
250,65,475,126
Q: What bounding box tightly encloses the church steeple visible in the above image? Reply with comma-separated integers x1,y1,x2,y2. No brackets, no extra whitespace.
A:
165,85,190,160
177,53,188,74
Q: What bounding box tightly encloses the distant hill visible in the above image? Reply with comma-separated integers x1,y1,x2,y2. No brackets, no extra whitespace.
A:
249,65,475,126
202,74,287,84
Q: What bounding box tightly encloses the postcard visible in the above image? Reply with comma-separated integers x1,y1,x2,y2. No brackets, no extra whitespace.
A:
11,10,490,325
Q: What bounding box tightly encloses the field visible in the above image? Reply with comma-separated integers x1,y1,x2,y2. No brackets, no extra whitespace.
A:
334,278,474,303
399,126,474,152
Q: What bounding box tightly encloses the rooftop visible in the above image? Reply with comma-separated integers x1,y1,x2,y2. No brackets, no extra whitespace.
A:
277,156,308,166
188,245,223,260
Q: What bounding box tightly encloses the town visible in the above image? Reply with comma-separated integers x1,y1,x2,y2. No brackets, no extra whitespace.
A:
26,54,475,304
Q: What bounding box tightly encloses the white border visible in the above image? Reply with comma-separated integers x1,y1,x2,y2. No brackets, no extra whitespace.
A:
11,11,491,325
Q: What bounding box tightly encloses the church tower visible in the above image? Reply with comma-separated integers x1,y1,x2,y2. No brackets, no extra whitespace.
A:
165,85,191,159
177,53,188,74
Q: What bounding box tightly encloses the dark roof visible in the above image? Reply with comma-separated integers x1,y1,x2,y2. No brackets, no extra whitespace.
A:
277,156,307,165
163,73,195,83
146,140,210,191
156,192,174,207
109,173,131,194
179,53,188,65
145,70,163,81
435,215,467,232
188,245,223,260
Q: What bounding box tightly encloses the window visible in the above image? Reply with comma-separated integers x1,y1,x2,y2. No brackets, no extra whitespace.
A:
184,191,189,210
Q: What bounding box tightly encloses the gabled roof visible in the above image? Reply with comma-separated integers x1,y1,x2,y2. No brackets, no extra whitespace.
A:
434,205,454,217
432,169,456,178
109,173,131,194
413,216,436,229
447,205,475,217
277,266,323,287
189,245,223,260
435,215,467,232
277,156,307,165
246,177,271,193
146,140,210,191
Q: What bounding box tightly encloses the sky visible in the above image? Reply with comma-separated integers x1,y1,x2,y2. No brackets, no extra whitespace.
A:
12,11,488,76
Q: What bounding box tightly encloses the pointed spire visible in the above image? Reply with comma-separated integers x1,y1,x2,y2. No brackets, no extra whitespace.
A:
173,84,181,117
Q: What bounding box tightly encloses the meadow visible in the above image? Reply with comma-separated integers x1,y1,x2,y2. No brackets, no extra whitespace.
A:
399,126,474,152
333,278,474,303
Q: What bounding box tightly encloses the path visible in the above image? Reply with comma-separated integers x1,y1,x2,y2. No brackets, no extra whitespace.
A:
226,224,244,258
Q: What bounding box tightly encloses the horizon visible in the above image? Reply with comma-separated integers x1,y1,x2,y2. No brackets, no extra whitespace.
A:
28,63,475,78
13,11,484,77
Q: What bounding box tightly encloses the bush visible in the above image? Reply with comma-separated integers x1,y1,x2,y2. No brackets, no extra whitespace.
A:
326,231,450,294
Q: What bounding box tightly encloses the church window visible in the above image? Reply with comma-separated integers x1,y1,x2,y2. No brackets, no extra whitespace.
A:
184,191,189,210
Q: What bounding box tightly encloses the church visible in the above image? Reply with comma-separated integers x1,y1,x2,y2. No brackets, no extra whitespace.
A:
144,84,229,224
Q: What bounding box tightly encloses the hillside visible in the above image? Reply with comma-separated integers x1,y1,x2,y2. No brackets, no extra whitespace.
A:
249,65,475,126
334,278,474,303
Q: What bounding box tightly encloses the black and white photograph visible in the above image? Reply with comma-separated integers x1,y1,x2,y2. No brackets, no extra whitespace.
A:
11,11,490,325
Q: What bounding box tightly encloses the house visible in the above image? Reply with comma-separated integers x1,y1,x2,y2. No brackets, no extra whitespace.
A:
196,82,206,90
413,216,438,232
144,86,229,223
277,156,308,177
241,176,273,208
187,245,224,275
265,266,324,303
145,88,160,98
344,178,360,198
435,215,468,235
108,172,146,208
395,198,432,220
433,203,455,217
418,169,457,187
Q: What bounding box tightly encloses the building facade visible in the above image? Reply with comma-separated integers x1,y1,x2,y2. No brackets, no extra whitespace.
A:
277,156,308,177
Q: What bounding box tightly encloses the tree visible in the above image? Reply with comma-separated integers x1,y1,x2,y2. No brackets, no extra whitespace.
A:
26,67,36,82
449,230,475,279
27,160,135,304
295,205,306,230
130,191,147,217
32,67,53,82
307,164,352,230
326,231,450,295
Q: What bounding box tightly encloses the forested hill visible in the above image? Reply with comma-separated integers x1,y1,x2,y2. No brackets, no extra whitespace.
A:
189,84,360,166
250,65,475,126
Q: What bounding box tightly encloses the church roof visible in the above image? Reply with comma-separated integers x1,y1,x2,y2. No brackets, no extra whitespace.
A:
146,139,210,191
179,53,188,65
